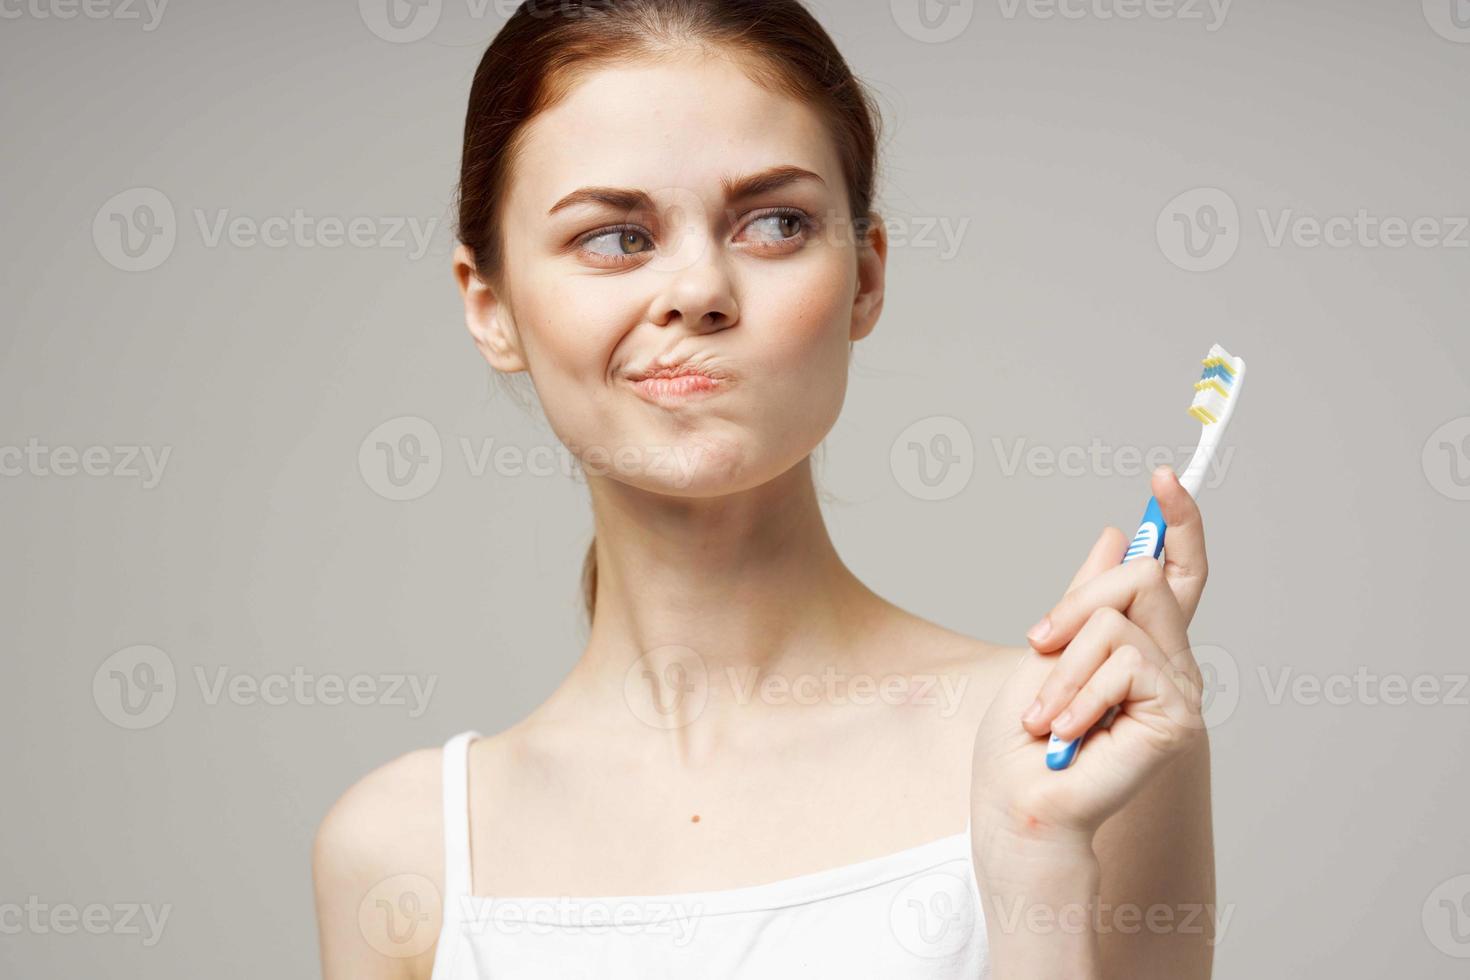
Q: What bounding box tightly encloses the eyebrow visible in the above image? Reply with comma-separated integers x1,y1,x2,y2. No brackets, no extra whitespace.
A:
546,165,826,216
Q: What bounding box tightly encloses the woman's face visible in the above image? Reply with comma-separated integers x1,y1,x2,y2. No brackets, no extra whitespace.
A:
456,50,886,497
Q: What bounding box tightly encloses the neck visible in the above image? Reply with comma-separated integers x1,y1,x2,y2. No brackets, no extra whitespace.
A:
550,456,887,747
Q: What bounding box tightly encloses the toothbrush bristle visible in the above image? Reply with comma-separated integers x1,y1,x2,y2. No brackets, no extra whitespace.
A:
1188,344,1242,425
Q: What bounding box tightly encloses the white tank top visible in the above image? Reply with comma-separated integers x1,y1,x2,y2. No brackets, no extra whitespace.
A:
428,730,991,979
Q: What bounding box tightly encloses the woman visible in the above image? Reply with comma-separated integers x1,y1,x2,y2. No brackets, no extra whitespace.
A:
313,1,1216,977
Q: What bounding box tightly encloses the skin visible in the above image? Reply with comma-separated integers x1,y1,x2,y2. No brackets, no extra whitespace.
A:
312,48,1215,980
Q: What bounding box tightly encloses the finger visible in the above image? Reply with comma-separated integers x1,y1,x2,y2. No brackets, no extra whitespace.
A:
1026,555,1189,658
1151,465,1209,622
1021,606,1157,737
1048,644,1160,742
1064,526,1129,595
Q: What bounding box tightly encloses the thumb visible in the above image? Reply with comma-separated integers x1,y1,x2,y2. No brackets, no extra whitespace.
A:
1151,465,1209,621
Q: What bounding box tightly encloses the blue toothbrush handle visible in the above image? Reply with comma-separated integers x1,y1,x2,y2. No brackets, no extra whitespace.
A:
1045,496,1166,771
1123,496,1168,563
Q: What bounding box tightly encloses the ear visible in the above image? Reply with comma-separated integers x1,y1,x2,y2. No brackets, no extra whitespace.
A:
849,214,887,343
453,243,528,373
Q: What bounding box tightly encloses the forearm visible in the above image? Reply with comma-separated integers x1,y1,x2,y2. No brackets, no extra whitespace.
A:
974,822,1104,980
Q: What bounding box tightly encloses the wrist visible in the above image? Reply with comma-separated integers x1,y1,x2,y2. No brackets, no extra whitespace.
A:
971,819,1104,980
972,811,1099,884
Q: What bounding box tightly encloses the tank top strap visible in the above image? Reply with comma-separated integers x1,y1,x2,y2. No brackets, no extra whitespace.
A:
440,729,482,900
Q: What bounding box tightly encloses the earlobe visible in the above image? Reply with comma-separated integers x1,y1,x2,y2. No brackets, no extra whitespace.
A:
453,243,528,374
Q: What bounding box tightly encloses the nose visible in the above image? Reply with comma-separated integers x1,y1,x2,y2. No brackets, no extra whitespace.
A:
646,232,739,334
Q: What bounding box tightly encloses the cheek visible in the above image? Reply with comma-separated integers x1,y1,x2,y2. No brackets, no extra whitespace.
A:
516,269,623,379
743,259,856,431
512,281,631,446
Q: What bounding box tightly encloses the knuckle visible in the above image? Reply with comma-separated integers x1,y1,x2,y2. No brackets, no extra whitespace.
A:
1113,644,1146,672
1048,671,1082,703
1136,558,1166,588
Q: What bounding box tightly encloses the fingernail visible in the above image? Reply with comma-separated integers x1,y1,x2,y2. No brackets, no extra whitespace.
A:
1022,699,1042,723
1027,617,1052,644
1053,709,1074,732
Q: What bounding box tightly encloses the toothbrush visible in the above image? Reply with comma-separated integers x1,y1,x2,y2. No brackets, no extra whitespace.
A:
1045,343,1247,771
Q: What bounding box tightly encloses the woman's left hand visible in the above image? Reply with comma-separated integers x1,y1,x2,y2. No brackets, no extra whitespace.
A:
970,466,1211,851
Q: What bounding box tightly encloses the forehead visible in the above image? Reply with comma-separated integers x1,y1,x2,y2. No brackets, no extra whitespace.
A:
507,53,843,214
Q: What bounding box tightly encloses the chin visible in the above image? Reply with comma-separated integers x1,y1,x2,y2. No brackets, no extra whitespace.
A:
601,430,815,498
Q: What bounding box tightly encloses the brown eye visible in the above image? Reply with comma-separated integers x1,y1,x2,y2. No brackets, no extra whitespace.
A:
745,210,810,243
581,227,653,260
619,230,653,253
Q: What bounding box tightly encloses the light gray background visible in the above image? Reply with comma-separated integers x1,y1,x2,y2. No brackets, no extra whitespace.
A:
2,0,1468,976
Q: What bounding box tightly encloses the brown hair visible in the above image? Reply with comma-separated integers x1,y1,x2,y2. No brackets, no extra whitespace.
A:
456,0,884,627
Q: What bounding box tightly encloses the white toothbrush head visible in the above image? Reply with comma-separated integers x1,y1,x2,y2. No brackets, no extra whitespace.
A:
1188,343,1246,429
1178,343,1246,497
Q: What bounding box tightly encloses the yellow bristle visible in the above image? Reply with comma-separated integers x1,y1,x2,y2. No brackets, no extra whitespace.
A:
1194,378,1230,397
1188,405,1219,425
1201,356,1236,377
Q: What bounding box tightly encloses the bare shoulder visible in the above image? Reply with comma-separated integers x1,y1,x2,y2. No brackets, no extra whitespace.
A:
311,744,447,980
865,598,1027,727
313,745,444,884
